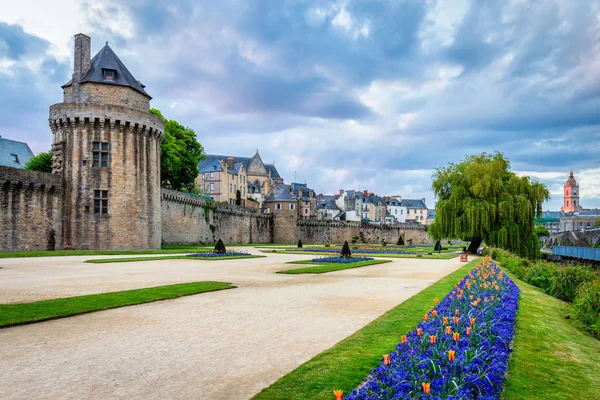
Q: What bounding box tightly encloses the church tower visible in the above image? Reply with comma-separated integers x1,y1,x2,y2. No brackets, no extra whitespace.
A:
49,34,164,249
561,170,583,214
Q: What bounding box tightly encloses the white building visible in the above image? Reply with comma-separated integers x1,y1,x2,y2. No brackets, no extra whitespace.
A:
385,196,407,223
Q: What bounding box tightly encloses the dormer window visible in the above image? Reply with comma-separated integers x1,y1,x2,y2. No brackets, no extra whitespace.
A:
103,69,116,81
11,154,19,164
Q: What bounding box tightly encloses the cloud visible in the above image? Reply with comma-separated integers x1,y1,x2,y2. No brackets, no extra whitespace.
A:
1,0,599,211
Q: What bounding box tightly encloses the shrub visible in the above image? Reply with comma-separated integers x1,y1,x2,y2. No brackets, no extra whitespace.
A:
297,240,303,248
548,266,598,303
396,235,404,246
573,280,600,339
214,239,226,254
324,244,330,248
340,241,352,258
523,262,558,292
441,246,448,251
407,239,413,245
352,246,358,250
381,240,387,247
416,254,422,258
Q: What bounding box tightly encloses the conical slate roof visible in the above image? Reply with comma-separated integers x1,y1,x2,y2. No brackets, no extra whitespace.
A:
63,42,151,98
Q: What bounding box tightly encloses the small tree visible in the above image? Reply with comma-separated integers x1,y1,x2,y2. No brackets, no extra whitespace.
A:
340,241,352,258
382,240,387,247
407,238,413,246
236,189,242,206
298,240,303,248
595,219,600,227
434,239,442,253
24,151,52,173
534,226,550,238
214,239,226,254
397,235,405,246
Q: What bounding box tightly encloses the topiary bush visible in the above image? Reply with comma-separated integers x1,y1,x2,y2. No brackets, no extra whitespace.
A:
381,240,387,247
547,266,598,303
325,244,330,248
298,240,303,248
573,279,600,339
397,235,404,246
214,239,226,254
340,241,352,258
523,262,558,292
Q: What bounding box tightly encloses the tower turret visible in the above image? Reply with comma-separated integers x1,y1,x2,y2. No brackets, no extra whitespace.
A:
49,34,164,249
560,170,583,214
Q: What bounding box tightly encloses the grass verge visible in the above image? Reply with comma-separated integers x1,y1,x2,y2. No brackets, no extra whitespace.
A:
0,246,210,259
261,250,458,259
502,271,600,400
86,255,265,264
277,259,391,274
253,258,480,399
0,281,235,328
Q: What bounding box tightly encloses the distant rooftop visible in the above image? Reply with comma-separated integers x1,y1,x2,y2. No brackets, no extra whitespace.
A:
0,137,34,169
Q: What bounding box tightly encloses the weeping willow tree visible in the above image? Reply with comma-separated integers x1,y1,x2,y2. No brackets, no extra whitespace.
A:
429,152,550,259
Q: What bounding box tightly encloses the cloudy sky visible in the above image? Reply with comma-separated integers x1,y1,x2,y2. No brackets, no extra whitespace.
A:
1,0,599,210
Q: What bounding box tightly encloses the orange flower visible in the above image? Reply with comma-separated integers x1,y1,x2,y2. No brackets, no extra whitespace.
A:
471,301,478,307
432,310,438,318
470,295,474,300
334,390,343,400
430,305,435,311
495,285,500,291
443,317,449,324
491,296,495,301
445,326,452,334
453,316,460,324
453,332,460,342
423,314,429,321
470,317,476,325
434,298,439,304
448,350,456,361
429,335,437,344
466,326,472,335
422,382,431,394
383,354,391,366
455,309,460,316
416,328,423,336
401,335,407,344
484,297,489,303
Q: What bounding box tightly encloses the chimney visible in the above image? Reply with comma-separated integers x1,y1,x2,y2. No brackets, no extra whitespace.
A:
73,34,91,83
339,189,344,196
364,190,368,197
227,157,235,170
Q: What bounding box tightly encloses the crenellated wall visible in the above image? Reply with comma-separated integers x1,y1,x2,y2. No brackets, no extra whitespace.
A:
161,189,272,245
295,219,431,245
0,166,62,251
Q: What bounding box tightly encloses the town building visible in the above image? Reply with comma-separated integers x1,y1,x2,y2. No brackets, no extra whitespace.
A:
402,198,428,223
385,196,407,223
198,157,247,205
290,182,317,220
0,137,34,169
561,171,583,213
426,209,437,225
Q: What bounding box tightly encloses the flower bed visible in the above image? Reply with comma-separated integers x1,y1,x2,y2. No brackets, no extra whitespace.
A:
344,256,519,399
311,256,375,263
292,248,420,255
186,251,250,258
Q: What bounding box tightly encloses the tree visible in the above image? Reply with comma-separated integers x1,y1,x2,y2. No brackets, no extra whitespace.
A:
214,239,226,254
430,152,550,259
150,108,205,191
23,151,52,173
298,240,303,248
340,241,352,258
434,239,442,253
534,226,550,238
236,189,242,206
397,235,405,246
595,219,600,227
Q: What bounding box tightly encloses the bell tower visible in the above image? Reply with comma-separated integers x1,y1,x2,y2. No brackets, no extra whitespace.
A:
561,171,583,214
49,34,164,249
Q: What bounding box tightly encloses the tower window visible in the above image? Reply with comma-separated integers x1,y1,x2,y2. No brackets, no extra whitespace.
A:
103,69,116,81
94,190,108,214
92,142,109,167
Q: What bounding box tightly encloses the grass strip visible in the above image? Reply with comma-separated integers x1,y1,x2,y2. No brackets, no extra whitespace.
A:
277,259,391,274
261,250,458,259
0,247,210,259
0,281,235,328
502,271,600,400
86,255,265,264
253,258,480,399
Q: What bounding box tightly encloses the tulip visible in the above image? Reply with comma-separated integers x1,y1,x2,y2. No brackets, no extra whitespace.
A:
455,309,460,316
470,317,476,325
491,296,495,301
453,316,460,324
453,332,460,342
334,390,343,400
430,305,435,311
470,295,474,300
416,328,423,336
448,350,456,361
434,298,439,304
401,335,407,344
429,335,437,344
423,314,429,321
466,327,472,335
484,297,489,303
443,317,449,324
445,326,452,334
432,310,438,318
422,382,431,394
383,354,391,366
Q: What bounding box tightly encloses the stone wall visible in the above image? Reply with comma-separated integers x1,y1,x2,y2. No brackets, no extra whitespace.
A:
295,220,431,245
0,166,62,252
161,189,272,245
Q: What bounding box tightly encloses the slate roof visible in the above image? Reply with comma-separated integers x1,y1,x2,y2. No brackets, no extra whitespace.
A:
427,209,437,219
63,43,150,98
401,199,428,209
316,199,340,210
0,137,34,168
265,184,295,202
198,154,281,179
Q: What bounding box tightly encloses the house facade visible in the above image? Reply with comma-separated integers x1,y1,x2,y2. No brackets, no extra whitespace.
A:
402,198,428,224
198,157,247,205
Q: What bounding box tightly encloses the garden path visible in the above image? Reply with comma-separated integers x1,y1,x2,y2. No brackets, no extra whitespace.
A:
0,249,462,400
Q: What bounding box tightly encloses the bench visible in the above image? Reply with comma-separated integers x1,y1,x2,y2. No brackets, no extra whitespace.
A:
460,253,468,262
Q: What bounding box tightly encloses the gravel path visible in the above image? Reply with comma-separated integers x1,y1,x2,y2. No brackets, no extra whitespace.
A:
0,249,463,399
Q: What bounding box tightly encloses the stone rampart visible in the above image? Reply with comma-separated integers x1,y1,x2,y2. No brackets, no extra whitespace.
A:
161,189,272,245
295,220,431,245
0,166,62,251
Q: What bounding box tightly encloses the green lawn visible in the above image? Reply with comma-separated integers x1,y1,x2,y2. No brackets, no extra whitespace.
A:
278,259,391,274
502,271,600,400
0,245,211,258
261,249,458,259
86,255,265,264
0,281,235,328
254,258,480,399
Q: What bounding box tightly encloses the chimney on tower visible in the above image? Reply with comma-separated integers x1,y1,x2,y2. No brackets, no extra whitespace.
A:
72,34,91,96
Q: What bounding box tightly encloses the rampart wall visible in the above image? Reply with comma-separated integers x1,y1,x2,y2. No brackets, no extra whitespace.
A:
0,166,62,251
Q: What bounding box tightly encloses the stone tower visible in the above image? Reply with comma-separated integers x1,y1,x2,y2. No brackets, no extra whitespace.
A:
49,34,164,249
561,170,583,214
